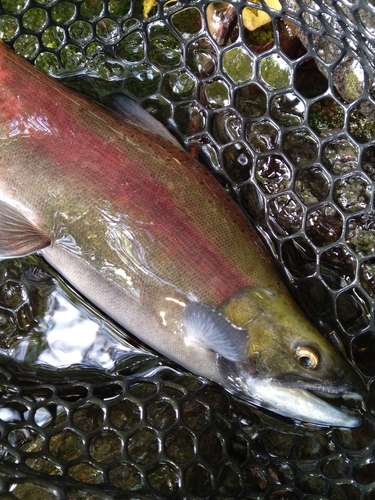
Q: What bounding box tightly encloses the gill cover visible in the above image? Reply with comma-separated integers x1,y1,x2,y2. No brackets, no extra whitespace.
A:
182,288,363,427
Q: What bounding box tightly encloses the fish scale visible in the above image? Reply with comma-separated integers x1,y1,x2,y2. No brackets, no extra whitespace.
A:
0,47,262,306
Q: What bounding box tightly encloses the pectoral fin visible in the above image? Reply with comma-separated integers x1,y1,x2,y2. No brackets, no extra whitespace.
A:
0,200,51,258
182,302,249,362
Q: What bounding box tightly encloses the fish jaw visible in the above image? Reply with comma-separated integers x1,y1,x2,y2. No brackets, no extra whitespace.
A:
250,377,362,428
217,356,363,428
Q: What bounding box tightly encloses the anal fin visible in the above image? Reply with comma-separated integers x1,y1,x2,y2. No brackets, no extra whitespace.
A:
0,200,51,258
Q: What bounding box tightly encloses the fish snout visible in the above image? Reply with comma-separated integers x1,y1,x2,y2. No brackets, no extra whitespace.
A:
329,349,364,389
334,366,366,402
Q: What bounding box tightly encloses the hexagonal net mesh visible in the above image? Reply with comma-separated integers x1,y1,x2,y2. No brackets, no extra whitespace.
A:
0,0,375,498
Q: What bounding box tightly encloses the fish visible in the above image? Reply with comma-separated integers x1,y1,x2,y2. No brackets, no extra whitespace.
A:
0,42,364,427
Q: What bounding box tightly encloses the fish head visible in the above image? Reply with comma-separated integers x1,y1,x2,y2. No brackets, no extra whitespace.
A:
217,288,364,427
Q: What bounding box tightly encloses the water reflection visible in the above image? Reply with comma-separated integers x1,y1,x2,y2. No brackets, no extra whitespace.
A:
1,259,156,371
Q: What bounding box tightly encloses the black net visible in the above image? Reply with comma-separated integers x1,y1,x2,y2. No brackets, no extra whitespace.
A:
0,0,375,498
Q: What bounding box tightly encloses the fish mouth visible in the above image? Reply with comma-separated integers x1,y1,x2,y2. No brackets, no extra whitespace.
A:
272,373,364,403
268,372,364,427
216,357,363,427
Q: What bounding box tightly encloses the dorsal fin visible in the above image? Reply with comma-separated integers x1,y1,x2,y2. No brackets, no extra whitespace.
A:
109,96,184,150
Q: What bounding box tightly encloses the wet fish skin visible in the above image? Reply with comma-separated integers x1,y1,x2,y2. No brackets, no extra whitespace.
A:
0,43,363,427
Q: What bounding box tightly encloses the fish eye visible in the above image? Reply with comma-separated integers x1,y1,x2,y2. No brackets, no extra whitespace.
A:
294,346,319,369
